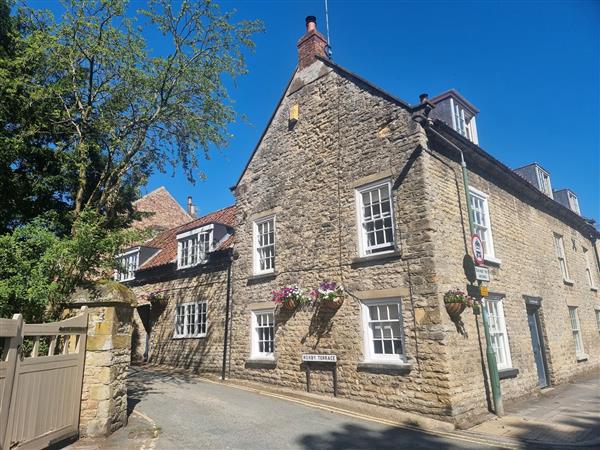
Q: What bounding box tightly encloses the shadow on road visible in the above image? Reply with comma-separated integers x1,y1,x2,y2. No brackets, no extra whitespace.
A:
298,423,473,450
127,364,199,416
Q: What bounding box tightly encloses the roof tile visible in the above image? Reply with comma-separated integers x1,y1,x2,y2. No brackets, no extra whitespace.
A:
138,205,236,270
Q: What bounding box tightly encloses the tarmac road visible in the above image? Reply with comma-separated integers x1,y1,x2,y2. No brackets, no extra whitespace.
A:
127,367,510,450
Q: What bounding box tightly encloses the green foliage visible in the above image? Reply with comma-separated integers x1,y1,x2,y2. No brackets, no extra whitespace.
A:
0,0,261,320
0,0,262,232
0,210,141,321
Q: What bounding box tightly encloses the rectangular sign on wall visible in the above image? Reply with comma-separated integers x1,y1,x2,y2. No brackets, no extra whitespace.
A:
475,266,490,282
302,354,337,362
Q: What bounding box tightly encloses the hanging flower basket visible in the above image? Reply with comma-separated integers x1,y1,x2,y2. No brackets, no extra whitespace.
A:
283,298,297,310
445,302,466,318
443,289,473,319
271,286,309,310
311,281,344,311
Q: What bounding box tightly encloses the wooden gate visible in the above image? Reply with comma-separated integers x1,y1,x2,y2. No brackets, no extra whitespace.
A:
0,308,88,450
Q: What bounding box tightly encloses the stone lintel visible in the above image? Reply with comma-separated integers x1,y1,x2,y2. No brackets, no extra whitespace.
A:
248,302,275,311
351,169,394,188
249,208,281,222
355,287,410,300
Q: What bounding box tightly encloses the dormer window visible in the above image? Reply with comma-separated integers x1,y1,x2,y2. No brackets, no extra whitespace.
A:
115,248,140,282
429,90,479,145
536,168,553,198
177,226,213,269
568,192,580,215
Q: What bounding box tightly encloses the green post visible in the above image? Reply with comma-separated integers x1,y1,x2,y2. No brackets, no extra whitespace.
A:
460,158,504,416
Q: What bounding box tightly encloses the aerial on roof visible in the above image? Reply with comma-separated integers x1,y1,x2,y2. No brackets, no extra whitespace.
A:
138,205,236,271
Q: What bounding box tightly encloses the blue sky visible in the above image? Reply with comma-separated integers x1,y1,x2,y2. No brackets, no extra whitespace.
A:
42,1,600,221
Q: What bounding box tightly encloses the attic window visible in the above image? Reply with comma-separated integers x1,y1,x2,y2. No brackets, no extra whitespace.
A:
450,99,477,144
177,226,213,269
568,192,581,215
115,248,140,282
536,168,553,198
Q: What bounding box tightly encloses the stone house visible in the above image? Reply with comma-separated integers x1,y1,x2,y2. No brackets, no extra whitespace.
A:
124,16,600,427
226,16,600,426
125,206,235,373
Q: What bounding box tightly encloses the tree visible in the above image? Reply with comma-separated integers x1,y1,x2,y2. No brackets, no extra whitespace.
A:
33,0,262,224
0,210,138,322
1,0,261,231
0,0,261,319
0,0,75,233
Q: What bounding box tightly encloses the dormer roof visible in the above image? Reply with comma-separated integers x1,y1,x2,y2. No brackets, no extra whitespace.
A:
137,205,236,271
429,89,480,113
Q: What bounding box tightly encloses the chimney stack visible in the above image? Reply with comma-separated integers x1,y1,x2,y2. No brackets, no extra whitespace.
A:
187,196,196,217
419,93,429,104
297,15,328,70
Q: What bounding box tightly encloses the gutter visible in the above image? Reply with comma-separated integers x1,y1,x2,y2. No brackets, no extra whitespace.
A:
429,120,600,240
222,249,234,380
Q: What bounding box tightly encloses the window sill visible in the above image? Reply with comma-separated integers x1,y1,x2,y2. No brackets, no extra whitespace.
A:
591,287,598,292
357,360,412,374
563,278,575,286
245,358,277,369
247,272,277,284
498,368,519,380
172,335,206,340
351,250,401,267
484,256,502,267
576,354,588,362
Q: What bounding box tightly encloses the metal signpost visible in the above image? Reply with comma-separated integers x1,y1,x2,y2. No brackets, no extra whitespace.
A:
302,354,338,396
460,157,504,416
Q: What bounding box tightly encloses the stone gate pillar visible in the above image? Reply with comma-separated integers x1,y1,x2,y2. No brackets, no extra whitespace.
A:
68,283,136,437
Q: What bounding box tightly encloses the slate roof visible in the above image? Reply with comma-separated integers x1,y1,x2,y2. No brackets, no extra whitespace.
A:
138,205,236,271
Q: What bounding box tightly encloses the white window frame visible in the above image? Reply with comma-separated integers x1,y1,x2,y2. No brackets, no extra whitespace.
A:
553,233,571,282
568,192,581,214
568,306,585,358
484,297,512,371
114,248,140,282
355,180,396,257
595,310,600,334
469,186,497,261
583,247,597,290
253,216,276,275
250,309,275,360
173,300,207,338
536,167,553,198
449,97,478,144
177,225,213,270
360,299,406,363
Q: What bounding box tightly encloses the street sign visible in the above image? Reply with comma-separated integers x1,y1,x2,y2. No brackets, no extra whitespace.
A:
475,266,490,282
471,235,485,266
480,286,489,297
302,354,337,362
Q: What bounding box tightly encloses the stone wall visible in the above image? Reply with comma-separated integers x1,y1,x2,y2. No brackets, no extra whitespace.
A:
422,140,600,425
229,57,600,426
230,60,456,421
131,265,230,374
69,284,135,437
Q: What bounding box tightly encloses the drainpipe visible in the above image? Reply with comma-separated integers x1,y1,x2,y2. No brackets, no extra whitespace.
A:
221,251,233,381
420,119,504,416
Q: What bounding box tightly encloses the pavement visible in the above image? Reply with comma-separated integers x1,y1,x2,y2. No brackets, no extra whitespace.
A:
67,365,600,450
466,368,600,448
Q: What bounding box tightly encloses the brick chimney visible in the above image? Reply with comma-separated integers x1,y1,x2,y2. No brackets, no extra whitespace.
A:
297,16,328,70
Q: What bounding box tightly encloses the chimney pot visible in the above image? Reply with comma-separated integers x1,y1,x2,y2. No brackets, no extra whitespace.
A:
419,93,429,104
306,15,317,32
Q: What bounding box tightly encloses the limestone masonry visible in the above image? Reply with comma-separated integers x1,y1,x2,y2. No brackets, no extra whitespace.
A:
127,17,600,427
